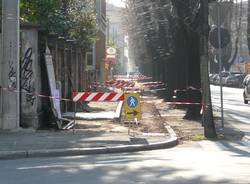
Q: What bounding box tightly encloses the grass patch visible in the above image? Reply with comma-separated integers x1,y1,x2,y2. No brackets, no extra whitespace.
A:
191,134,206,141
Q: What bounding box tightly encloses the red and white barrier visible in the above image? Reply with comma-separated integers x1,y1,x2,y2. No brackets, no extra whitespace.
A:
93,80,135,89
122,87,142,93
116,81,135,88
114,75,152,81
73,92,124,102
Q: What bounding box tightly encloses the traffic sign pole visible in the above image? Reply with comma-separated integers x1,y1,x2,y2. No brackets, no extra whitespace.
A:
124,93,142,136
124,93,142,120
217,2,224,130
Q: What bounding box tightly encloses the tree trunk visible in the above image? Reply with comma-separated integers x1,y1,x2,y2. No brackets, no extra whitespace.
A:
200,0,217,138
247,0,250,54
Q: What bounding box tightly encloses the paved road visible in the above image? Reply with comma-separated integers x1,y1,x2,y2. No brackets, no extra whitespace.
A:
211,85,250,137
0,141,249,184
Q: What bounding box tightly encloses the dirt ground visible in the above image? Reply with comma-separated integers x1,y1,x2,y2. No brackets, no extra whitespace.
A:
138,95,168,134
155,103,204,143
74,95,169,135
75,102,128,134
64,97,243,145
73,91,204,143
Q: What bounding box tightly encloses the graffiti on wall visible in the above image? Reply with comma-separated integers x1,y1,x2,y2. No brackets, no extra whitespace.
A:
7,47,35,105
21,47,35,105
8,63,17,89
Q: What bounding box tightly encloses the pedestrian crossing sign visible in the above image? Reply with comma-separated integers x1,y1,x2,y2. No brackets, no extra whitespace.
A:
124,93,142,120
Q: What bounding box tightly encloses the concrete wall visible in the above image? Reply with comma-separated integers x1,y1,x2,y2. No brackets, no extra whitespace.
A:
0,0,19,130
1,25,88,129
20,26,42,129
0,27,95,130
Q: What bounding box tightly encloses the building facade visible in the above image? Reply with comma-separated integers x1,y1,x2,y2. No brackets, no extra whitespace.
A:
106,3,127,74
94,0,107,81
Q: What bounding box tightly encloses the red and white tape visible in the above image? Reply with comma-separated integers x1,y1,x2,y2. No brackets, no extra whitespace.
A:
73,92,125,102
159,101,202,105
0,86,72,101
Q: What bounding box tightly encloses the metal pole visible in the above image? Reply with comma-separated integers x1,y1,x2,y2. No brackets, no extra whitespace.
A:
217,2,224,129
1,0,20,129
107,18,110,46
73,102,77,134
128,121,131,135
16,0,20,129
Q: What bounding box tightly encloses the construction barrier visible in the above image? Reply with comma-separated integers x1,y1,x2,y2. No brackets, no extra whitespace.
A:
122,87,141,92
93,80,135,89
114,75,152,81
72,92,125,102
115,81,135,88
142,81,165,89
142,81,165,86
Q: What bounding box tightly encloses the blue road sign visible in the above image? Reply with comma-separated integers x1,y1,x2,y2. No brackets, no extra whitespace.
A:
127,96,138,108
239,56,245,64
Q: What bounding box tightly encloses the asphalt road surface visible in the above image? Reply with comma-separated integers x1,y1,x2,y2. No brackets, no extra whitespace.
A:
0,142,249,184
211,85,250,137
0,85,249,184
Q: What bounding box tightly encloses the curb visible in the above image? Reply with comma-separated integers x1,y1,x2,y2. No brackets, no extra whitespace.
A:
0,96,178,160
0,136,178,160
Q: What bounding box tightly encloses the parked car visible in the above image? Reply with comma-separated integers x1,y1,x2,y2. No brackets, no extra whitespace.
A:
209,74,216,84
225,73,246,88
209,74,213,83
243,74,250,104
211,72,230,86
220,71,231,86
213,74,220,85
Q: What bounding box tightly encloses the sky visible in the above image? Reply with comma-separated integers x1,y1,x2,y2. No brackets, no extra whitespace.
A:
106,0,125,7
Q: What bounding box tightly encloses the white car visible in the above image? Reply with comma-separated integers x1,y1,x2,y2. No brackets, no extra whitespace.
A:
243,74,250,104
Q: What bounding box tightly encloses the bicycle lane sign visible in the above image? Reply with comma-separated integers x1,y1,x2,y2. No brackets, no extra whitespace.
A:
124,93,142,120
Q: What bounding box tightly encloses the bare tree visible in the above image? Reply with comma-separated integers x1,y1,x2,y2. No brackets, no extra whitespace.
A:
124,0,217,137
200,0,217,138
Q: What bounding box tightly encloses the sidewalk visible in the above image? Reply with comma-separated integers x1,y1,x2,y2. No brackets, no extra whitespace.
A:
0,99,177,160
213,111,250,146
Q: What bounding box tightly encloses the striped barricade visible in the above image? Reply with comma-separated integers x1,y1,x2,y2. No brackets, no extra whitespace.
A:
114,80,135,89
93,80,135,89
114,75,152,81
122,87,142,93
73,92,125,102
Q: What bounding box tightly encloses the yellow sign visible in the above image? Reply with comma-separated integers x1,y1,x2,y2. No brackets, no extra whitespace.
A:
124,93,142,120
